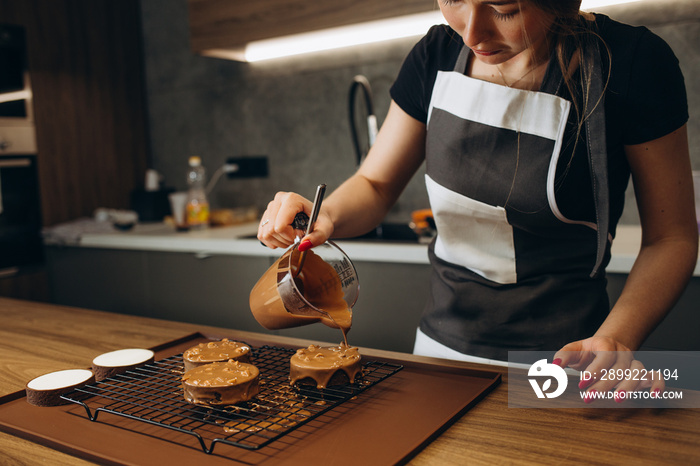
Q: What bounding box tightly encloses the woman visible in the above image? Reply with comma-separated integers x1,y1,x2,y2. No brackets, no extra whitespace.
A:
259,1,697,397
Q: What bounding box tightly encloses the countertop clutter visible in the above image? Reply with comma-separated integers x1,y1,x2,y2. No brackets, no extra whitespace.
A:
1,298,699,465
70,221,700,274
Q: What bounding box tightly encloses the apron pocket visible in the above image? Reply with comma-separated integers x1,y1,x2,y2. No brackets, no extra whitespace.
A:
426,174,517,284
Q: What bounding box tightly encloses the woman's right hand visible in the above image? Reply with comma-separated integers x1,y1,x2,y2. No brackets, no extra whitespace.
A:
257,191,334,250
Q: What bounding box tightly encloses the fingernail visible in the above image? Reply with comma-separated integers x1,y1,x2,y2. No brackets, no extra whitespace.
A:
578,378,592,390
552,358,562,367
652,388,661,398
615,390,625,403
298,240,313,252
584,389,597,404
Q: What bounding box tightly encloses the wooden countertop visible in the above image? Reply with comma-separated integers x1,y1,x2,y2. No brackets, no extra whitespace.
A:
1,297,699,465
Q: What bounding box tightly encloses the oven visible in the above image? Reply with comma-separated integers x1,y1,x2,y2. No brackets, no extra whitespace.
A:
0,152,43,276
0,23,43,278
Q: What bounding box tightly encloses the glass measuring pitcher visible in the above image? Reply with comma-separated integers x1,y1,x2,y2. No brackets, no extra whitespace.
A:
249,241,359,330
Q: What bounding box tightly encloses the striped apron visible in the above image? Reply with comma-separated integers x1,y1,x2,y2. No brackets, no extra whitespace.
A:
418,45,611,360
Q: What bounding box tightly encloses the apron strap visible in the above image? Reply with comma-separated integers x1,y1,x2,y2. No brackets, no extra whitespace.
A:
583,38,609,279
454,44,470,73
541,31,610,278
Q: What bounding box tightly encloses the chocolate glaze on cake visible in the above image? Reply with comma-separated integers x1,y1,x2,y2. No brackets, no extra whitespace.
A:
182,360,259,406
289,344,362,389
182,338,251,372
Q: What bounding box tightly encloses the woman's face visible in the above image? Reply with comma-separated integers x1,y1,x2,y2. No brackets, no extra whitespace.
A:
439,0,555,65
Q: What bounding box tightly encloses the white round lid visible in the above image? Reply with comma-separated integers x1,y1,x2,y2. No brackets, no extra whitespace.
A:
27,369,94,390
92,348,154,368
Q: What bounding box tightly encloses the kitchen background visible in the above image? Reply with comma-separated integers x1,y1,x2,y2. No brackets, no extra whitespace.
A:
0,0,698,306
143,0,700,224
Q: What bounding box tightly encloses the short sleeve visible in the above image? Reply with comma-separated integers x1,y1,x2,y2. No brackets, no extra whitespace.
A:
390,25,462,124
390,34,430,123
620,29,688,145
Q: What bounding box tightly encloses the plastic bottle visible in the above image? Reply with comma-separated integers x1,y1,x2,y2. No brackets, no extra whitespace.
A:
185,156,210,229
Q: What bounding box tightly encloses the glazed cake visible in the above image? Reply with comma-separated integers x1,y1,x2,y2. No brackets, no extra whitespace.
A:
182,338,251,372
182,360,260,406
289,344,362,389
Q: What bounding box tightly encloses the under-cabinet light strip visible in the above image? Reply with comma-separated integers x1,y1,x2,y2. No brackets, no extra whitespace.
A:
244,0,642,62
0,89,31,104
581,0,642,8
244,11,443,62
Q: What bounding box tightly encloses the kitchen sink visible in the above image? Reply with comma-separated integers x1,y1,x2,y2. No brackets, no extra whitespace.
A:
339,223,419,242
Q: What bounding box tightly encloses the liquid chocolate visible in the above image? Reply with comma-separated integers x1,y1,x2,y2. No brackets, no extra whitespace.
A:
249,245,360,382
290,249,352,331
250,246,353,339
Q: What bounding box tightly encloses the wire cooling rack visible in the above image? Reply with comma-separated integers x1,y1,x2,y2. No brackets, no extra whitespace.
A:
61,345,402,454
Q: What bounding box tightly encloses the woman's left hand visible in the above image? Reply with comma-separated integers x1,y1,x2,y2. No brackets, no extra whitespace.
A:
553,336,664,402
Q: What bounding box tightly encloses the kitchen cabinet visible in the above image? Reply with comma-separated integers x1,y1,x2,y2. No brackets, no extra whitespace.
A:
146,251,271,330
46,246,431,352
46,247,151,315
269,260,430,351
46,244,700,352
46,247,270,330
188,0,435,58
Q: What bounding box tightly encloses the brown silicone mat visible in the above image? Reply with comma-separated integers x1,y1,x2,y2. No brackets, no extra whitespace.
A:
0,332,501,465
